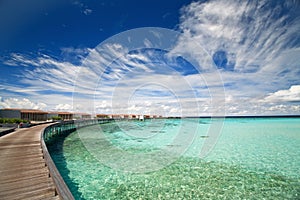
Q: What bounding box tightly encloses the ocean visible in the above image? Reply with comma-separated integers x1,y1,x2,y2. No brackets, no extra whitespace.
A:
47,117,300,199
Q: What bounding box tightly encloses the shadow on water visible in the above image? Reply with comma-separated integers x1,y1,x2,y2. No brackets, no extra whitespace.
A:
46,131,86,200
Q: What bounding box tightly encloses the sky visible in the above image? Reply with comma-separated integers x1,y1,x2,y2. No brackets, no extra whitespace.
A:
0,0,299,116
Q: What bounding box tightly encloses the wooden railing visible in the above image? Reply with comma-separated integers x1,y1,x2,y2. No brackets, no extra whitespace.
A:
41,119,113,199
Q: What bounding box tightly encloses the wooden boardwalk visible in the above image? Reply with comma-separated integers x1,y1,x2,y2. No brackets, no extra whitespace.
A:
0,124,60,200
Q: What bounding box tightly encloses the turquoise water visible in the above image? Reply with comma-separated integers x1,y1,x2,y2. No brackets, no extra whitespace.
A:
48,118,300,199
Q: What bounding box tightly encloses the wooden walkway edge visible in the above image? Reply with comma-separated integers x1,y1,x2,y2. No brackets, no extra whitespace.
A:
0,124,60,200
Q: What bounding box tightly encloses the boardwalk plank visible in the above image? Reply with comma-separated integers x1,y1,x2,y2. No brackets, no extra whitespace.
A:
0,176,53,192
0,124,61,199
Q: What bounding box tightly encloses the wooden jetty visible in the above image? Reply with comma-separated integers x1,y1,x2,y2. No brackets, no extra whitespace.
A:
0,124,60,200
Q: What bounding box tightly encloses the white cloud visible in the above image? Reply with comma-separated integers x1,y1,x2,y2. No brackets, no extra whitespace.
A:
71,0,93,16
3,52,88,96
55,103,73,111
0,97,47,110
83,8,92,15
3,53,40,67
178,0,300,72
1,0,299,116
264,85,300,103
172,0,300,115
3,41,297,116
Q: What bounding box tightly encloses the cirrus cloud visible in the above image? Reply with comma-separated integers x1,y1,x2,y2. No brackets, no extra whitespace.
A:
1,0,299,116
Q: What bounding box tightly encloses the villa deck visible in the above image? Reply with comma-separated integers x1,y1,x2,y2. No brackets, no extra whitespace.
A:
0,124,60,200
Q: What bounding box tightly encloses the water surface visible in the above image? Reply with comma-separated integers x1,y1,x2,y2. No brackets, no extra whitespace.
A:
48,118,300,199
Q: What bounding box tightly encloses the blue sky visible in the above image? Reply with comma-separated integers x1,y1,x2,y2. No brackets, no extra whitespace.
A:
0,0,300,116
